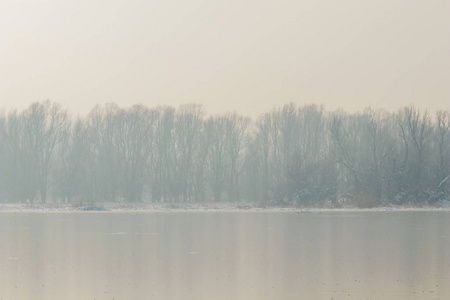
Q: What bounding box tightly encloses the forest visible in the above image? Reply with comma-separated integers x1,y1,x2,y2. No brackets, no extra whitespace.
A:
0,101,448,207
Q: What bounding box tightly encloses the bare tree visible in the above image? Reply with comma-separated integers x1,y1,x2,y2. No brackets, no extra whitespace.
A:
435,110,450,181
86,104,122,202
431,110,450,202
330,111,362,194
0,101,448,207
151,106,176,202
18,101,69,202
224,113,250,201
363,108,394,201
254,113,273,203
117,105,158,202
0,113,6,201
205,115,229,202
173,104,204,202
397,107,432,202
56,118,89,202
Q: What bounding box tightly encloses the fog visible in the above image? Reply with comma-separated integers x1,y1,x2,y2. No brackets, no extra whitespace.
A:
0,102,448,207
1,1,449,299
1,0,449,117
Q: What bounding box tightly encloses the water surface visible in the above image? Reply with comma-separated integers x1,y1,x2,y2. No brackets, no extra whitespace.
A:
0,211,449,299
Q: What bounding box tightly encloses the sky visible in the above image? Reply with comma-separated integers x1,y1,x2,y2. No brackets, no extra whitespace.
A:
0,0,448,118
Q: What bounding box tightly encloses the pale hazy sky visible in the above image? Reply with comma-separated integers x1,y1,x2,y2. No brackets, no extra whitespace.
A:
0,0,448,118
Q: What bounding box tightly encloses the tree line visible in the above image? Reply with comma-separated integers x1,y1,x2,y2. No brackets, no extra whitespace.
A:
0,101,448,207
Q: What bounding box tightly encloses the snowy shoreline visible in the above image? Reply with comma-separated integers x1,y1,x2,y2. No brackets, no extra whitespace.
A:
0,203,449,213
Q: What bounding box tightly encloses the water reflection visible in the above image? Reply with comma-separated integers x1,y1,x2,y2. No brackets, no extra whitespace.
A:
0,212,449,299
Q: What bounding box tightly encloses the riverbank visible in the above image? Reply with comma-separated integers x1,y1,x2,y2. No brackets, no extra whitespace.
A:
0,202,449,213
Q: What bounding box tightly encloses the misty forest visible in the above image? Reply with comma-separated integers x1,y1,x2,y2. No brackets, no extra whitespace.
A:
0,101,448,207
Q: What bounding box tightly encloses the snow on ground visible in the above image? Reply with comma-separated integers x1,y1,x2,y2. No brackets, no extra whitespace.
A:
0,202,449,213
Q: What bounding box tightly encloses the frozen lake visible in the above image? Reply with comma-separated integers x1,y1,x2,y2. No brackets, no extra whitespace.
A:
0,211,449,300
